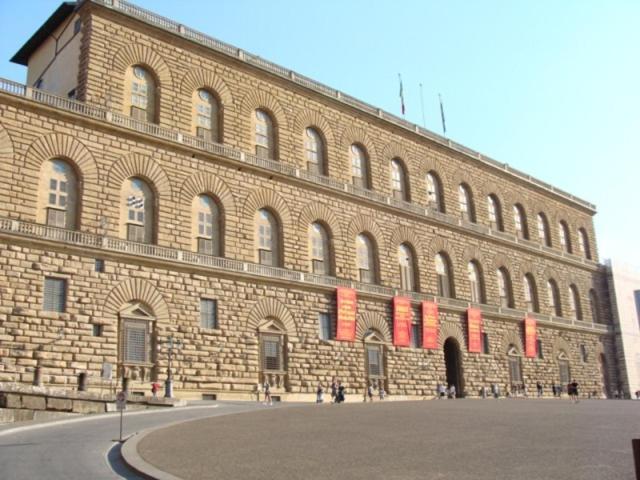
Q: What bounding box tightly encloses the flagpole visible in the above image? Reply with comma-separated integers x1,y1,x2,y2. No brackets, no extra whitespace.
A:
398,73,405,117
438,93,447,136
419,83,426,128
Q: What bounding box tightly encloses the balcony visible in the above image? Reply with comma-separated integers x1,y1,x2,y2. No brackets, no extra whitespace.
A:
0,217,610,335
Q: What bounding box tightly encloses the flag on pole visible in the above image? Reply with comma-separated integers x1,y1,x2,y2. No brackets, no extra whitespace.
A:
398,74,405,116
438,93,447,135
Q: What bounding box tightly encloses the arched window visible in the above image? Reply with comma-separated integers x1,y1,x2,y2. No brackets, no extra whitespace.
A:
547,279,562,317
193,89,219,142
467,261,484,303
305,128,325,175
558,221,572,253
523,273,539,313
121,177,154,244
578,228,591,260
127,65,156,123
390,158,409,201
537,213,551,247
487,195,503,231
569,284,583,320
497,267,514,308
435,252,454,298
310,222,331,275
40,159,78,229
255,109,275,159
350,144,370,189
426,171,444,213
513,204,528,240
256,208,279,266
557,350,571,385
589,289,601,323
458,184,475,223
398,243,417,291
193,195,220,256
507,345,523,386
356,233,377,284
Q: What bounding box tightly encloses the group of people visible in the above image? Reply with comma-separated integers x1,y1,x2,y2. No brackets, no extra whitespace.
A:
364,381,386,402
436,383,456,399
313,378,347,404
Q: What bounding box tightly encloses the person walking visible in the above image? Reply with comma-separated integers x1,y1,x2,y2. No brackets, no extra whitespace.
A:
378,382,386,401
449,384,456,399
330,378,338,404
263,379,272,405
151,382,160,399
438,383,446,399
316,383,324,404
337,382,345,403
570,379,579,403
536,381,543,398
367,383,374,402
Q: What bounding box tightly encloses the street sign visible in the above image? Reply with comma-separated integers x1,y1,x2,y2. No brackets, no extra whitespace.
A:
116,391,127,411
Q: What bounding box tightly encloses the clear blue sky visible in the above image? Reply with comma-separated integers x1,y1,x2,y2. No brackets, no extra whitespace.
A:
1,0,638,267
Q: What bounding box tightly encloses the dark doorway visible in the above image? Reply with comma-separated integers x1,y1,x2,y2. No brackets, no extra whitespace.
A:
444,337,463,396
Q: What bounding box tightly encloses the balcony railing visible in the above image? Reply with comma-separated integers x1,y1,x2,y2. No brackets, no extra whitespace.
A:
92,0,595,212
0,216,610,335
0,77,599,270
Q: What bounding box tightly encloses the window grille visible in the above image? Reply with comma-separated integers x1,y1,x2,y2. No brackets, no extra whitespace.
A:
47,208,66,228
198,238,214,255
200,299,218,329
318,313,332,340
196,127,213,142
312,259,325,275
43,277,66,312
482,333,490,354
410,324,420,348
123,321,147,363
559,360,570,384
359,268,373,284
262,336,281,371
127,224,146,243
509,356,522,383
259,249,273,266
536,339,543,359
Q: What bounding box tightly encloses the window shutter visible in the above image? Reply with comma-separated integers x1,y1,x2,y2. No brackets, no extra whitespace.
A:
43,277,66,312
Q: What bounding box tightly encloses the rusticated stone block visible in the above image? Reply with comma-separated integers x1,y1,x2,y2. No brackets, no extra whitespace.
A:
47,397,73,411
71,400,105,414
21,395,46,410
0,393,22,409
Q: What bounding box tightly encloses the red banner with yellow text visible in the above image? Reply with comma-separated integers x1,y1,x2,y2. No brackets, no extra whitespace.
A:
421,301,439,349
393,296,412,347
525,317,537,358
467,307,483,353
336,287,357,341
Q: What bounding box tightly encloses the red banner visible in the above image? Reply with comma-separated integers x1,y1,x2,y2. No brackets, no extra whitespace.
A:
393,296,412,347
422,301,439,349
336,288,357,341
525,317,537,358
467,307,483,353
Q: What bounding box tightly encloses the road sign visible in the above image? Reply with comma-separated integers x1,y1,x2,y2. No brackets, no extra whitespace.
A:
116,391,127,411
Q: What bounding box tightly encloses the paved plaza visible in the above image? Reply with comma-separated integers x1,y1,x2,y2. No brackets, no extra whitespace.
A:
135,399,639,480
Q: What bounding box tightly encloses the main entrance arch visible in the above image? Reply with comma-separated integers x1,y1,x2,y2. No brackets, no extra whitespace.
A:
444,337,464,396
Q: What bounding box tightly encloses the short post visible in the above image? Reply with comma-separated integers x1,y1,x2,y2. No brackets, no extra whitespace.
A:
115,391,127,442
32,366,42,387
633,439,640,480
78,372,88,392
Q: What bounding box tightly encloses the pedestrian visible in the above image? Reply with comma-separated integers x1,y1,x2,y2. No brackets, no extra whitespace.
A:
438,383,446,399
570,379,579,403
491,383,500,399
449,384,456,399
436,382,442,399
552,384,557,397
331,378,338,404
635,390,640,400
378,381,385,401
536,381,543,398
263,379,272,405
523,383,528,398
367,383,374,402
337,382,345,403
151,382,160,399
316,383,324,404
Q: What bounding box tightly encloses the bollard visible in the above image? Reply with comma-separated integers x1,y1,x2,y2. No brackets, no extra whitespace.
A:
122,377,129,394
32,366,42,387
78,372,88,391
633,439,640,480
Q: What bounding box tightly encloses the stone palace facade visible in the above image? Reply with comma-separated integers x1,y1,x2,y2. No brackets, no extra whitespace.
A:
0,0,616,400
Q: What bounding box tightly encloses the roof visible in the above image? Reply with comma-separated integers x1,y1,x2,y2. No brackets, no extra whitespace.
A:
10,2,77,66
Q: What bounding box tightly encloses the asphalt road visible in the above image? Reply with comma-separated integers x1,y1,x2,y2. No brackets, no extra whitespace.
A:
138,399,640,480
0,401,269,480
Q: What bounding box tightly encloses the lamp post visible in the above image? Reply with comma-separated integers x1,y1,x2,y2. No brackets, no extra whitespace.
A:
162,335,182,398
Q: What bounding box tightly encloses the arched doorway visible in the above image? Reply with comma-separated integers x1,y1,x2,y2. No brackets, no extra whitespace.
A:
599,354,611,398
444,337,464,396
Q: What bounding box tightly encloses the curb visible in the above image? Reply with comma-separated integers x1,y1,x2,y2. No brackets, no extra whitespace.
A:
121,427,184,480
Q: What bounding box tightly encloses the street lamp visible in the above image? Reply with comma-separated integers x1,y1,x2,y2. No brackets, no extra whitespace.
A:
161,335,183,398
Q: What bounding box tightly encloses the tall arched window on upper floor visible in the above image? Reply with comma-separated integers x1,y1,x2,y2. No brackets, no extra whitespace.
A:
558,220,572,254
497,267,514,308
523,273,539,313
467,261,484,303
305,128,326,175
513,204,529,240
589,289,601,323
192,194,221,256
390,158,410,201
398,243,417,291
568,284,583,320
121,177,155,244
350,144,370,189
126,65,157,123
547,279,562,317
578,228,591,260
39,159,78,230
537,213,551,247
426,171,444,213
435,252,454,298
193,89,220,142
254,109,275,159
487,195,503,231
356,233,377,284
256,208,280,266
309,222,331,275
458,183,475,223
